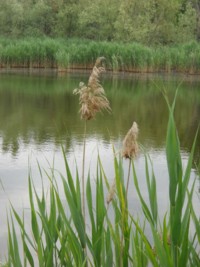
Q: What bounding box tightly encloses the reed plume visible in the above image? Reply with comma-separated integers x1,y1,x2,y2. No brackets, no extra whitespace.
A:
73,57,111,120
122,121,139,200
122,122,139,159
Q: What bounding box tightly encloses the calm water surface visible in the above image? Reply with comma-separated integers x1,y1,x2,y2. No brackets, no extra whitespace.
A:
0,70,199,260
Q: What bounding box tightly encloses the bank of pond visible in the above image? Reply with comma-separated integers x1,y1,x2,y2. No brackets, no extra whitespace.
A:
0,38,200,74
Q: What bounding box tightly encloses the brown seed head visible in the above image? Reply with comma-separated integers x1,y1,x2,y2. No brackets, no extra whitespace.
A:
122,122,139,159
95,57,106,67
73,57,111,120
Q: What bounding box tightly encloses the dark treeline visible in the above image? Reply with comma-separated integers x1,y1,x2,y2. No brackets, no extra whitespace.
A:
0,0,200,45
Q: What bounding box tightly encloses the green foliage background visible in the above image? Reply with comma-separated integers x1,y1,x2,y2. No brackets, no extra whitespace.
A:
0,0,199,45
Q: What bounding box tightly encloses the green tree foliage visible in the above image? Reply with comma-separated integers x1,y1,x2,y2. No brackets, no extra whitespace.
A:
190,0,200,40
77,0,119,40
0,0,198,44
0,0,24,36
24,0,56,36
176,2,197,43
114,0,154,43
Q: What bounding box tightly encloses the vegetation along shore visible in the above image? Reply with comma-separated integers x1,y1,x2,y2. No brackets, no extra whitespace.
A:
1,0,200,73
1,38,200,74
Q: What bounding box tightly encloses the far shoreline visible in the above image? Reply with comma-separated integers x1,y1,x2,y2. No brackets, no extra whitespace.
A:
1,67,200,83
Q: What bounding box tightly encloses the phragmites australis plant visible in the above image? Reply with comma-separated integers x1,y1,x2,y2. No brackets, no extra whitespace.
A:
119,121,139,263
73,57,111,258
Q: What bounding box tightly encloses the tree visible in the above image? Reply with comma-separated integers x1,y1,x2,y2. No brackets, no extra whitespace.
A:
77,0,119,40
176,2,197,43
114,0,197,44
54,3,79,37
0,0,198,44
190,0,200,40
0,0,24,36
114,0,154,43
23,0,56,36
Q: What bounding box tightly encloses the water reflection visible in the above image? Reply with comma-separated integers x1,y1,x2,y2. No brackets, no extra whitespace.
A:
0,71,199,160
0,71,199,260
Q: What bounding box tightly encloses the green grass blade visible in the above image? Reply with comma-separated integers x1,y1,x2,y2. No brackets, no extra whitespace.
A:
22,237,34,267
145,155,158,227
191,207,200,244
10,206,35,250
61,176,86,249
166,105,182,206
61,145,78,205
130,216,159,267
28,176,40,243
151,227,172,267
10,216,23,267
182,128,199,200
162,215,172,265
86,176,96,234
178,216,190,267
105,228,113,267
132,162,154,225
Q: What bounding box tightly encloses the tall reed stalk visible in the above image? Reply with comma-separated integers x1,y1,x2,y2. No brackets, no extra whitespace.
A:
122,121,139,197
73,57,111,262
125,160,132,199
117,121,139,266
82,121,87,224
73,57,111,215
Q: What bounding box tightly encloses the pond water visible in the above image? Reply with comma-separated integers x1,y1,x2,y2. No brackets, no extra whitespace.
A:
0,70,199,261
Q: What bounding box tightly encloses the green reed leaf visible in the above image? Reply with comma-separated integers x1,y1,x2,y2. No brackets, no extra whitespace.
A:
182,128,199,200
22,239,34,267
132,162,154,225
86,176,96,236
10,216,23,267
105,228,113,267
166,104,182,207
145,155,158,227
61,145,77,205
130,216,159,267
152,231,172,267
28,176,40,245
61,176,86,249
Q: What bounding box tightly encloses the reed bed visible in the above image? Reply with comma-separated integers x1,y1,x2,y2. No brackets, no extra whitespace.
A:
5,71,200,267
1,38,200,73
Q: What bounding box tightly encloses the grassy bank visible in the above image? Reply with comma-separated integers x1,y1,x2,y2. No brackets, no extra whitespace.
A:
1,38,200,73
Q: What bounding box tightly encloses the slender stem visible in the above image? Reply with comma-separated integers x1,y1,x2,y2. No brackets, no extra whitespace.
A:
82,120,87,224
82,120,88,265
120,158,131,266
120,159,131,267
125,159,132,199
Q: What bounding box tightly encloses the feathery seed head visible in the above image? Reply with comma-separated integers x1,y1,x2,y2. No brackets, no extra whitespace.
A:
122,121,139,159
74,57,111,120
95,57,106,67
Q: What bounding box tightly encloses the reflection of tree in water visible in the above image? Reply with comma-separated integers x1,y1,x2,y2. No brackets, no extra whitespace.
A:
0,85,79,156
2,136,19,157
0,73,199,166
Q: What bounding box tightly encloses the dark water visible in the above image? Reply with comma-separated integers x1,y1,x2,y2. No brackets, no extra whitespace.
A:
0,70,199,260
